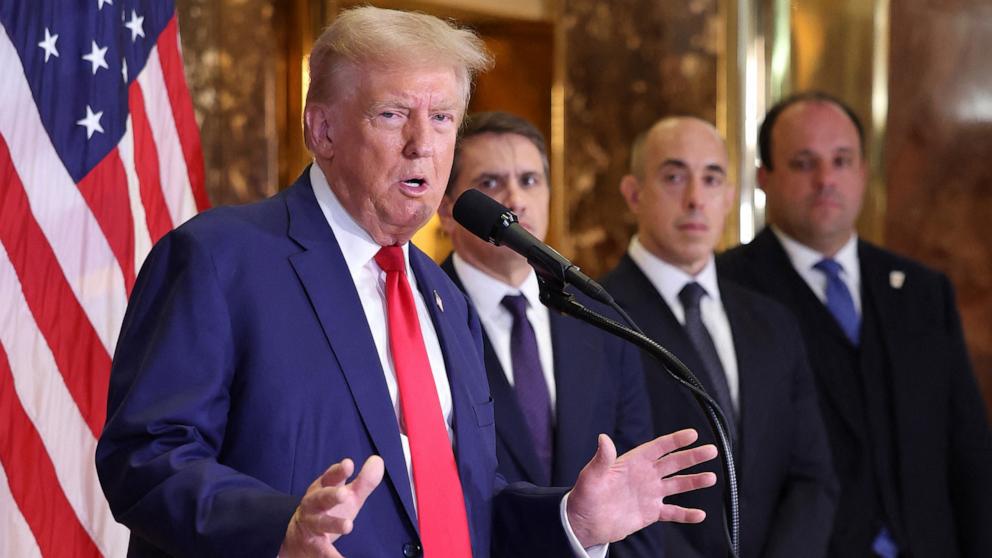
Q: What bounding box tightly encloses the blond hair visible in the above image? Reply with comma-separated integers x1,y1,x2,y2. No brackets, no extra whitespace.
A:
306,6,492,110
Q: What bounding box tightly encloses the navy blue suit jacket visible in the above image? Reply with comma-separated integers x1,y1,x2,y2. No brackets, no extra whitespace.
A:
96,170,571,557
602,254,838,558
718,228,992,557
441,257,661,557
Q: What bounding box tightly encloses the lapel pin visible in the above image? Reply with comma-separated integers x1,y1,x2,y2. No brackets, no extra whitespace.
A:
434,290,444,312
889,270,905,289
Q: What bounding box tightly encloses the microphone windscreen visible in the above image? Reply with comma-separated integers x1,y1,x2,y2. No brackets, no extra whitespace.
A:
452,189,512,242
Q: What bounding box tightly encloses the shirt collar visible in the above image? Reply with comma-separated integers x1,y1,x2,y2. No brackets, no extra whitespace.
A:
310,164,411,280
451,252,541,319
771,225,859,278
628,235,721,303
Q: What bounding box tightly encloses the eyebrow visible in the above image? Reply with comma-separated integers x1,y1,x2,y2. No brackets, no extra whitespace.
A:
658,159,726,176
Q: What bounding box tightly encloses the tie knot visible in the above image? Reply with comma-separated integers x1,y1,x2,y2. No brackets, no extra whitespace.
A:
374,245,406,274
501,294,529,319
814,258,844,279
678,281,707,311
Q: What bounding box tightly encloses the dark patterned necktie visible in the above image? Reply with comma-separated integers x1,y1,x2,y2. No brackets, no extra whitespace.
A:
678,281,737,435
501,294,553,482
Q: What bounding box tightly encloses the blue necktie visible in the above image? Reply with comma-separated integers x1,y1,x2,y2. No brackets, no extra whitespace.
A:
502,294,553,482
678,282,737,437
814,258,860,344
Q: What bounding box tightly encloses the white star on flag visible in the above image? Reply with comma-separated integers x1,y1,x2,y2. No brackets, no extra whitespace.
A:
76,104,104,139
37,27,59,62
125,10,145,42
82,40,109,75
121,57,128,82
97,0,113,10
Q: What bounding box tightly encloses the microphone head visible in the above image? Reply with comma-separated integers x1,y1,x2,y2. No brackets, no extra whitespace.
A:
452,189,518,245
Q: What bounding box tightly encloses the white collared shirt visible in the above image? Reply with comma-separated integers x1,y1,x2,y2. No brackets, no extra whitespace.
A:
310,165,452,486
451,253,557,412
628,236,740,412
771,226,862,315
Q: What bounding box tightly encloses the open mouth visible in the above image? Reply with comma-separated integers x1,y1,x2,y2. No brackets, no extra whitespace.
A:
401,177,426,188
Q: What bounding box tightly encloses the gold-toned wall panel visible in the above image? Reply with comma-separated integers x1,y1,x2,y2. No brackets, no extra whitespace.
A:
176,0,281,206
562,0,721,277
885,0,992,409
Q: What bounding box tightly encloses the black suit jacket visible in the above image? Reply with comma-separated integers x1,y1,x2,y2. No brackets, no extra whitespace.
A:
718,228,992,557
442,256,661,557
601,254,838,558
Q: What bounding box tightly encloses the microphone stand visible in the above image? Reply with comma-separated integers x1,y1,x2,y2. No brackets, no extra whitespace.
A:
537,277,741,558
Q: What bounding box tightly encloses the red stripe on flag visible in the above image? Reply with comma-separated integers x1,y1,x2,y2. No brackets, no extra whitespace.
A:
76,150,136,294
0,343,102,558
0,136,111,438
157,15,209,212
129,81,175,244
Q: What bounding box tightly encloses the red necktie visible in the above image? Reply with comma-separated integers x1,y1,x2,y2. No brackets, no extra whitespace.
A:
375,246,472,557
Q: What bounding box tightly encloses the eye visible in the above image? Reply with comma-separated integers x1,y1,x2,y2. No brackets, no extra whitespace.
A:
703,174,724,187
662,172,687,186
432,113,454,124
478,177,500,189
834,154,854,168
789,157,816,172
520,173,542,188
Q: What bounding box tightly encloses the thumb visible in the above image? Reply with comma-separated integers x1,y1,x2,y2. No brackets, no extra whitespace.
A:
588,434,618,475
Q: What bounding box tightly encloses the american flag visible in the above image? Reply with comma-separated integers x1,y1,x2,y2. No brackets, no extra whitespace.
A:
0,0,208,555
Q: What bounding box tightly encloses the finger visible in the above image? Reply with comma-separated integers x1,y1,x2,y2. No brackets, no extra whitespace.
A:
299,511,355,537
320,458,355,489
657,504,707,524
655,444,718,477
640,428,699,460
349,455,385,506
660,471,718,499
586,434,618,476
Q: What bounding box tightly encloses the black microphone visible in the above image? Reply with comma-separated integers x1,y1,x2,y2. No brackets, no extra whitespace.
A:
452,189,612,305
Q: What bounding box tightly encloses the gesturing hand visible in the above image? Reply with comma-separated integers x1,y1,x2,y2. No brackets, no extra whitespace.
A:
278,455,385,558
566,429,718,548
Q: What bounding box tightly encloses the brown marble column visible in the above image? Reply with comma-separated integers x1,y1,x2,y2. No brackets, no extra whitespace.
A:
885,0,992,410
561,0,720,277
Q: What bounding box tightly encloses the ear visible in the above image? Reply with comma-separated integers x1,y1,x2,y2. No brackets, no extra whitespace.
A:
619,174,641,213
304,103,334,160
756,166,769,190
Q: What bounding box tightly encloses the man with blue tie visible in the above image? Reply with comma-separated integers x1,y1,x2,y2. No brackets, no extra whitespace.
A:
718,92,992,557
437,112,661,556
601,116,838,558
95,7,720,557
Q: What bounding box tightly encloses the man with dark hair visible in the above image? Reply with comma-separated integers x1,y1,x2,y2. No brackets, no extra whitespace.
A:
719,91,992,557
438,111,661,557
601,116,837,558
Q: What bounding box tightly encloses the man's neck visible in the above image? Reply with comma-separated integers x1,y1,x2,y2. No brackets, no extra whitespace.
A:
454,252,530,288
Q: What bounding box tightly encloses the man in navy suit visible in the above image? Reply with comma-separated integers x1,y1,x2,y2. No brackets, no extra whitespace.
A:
437,111,660,556
718,92,992,557
601,116,838,557
96,7,719,557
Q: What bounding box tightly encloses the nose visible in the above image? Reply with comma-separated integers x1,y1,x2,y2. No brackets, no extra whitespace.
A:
503,181,527,213
402,115,434,159
813,161,835,190
684,176,706,211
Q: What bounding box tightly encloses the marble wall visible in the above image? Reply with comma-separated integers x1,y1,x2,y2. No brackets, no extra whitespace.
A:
561,0,721,277
885,0,992,407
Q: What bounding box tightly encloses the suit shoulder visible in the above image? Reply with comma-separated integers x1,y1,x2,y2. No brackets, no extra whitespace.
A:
859,240,948,285
720,277,798,327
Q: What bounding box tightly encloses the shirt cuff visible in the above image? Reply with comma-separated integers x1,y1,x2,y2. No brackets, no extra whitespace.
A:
560,491,608,558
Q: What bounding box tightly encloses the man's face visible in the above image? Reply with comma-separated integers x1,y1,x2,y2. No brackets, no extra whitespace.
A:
310,61,465,245
440,132,550,274
759,100,866,255
621,119,734,275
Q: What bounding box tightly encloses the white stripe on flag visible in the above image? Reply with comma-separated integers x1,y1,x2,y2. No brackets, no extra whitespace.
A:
119,115,155,274
0,27,126,354
0,244,130,558
0,461,43,558
138,47,198,228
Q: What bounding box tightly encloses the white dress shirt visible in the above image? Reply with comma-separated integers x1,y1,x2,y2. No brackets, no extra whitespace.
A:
451,253,557,412
628,236,740,412
771,226,862,315
310,166,600,557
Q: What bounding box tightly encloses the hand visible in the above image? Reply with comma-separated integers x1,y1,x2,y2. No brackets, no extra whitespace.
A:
278,455,385,558
566,429,718,548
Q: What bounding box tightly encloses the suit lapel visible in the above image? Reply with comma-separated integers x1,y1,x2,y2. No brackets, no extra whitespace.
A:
440,257,548,485
548,308,602,485
747,230,862,434
284,177,417,530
